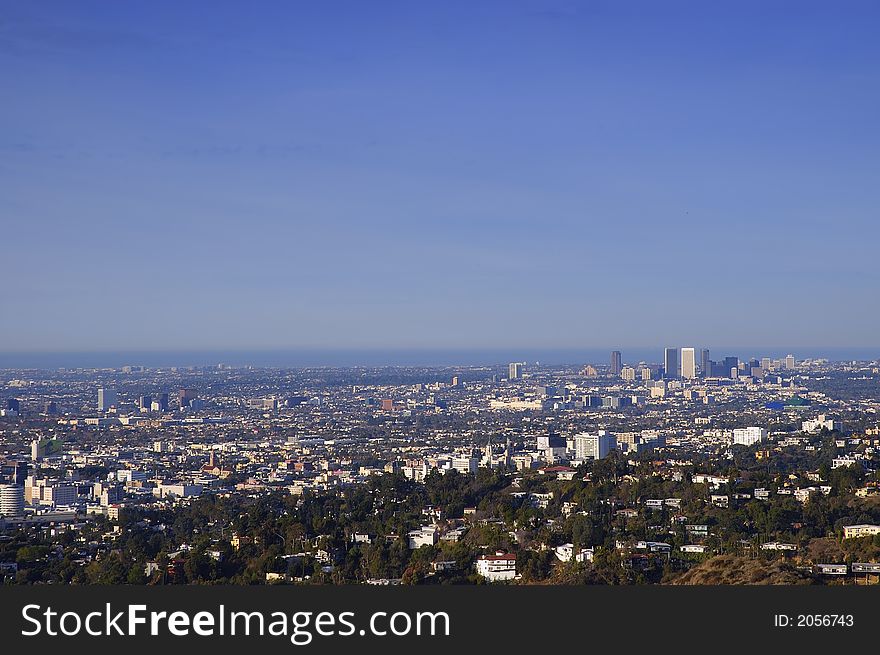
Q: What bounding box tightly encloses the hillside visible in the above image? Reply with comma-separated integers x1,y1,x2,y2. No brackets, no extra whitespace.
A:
666,555,817,585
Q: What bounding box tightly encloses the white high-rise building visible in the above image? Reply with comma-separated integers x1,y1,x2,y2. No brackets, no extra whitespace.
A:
574,431,617,460
97,388,117,412
732,427,767,446
451,457,478,475
681,348,696,379
508,362,523,380
785,354,796,369
0,484,25,517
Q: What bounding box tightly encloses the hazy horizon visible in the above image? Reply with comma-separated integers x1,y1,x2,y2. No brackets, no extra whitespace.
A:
1,346,878,370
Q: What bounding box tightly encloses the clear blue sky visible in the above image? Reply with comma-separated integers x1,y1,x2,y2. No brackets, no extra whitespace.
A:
2,0,879,353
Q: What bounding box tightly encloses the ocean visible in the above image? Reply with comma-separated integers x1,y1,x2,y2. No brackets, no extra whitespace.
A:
0,347,878,369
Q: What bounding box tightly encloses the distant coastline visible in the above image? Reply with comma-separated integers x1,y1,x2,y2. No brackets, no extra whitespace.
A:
0,347,878,370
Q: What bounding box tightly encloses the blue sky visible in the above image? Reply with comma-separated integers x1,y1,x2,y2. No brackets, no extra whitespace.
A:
2,1,879,353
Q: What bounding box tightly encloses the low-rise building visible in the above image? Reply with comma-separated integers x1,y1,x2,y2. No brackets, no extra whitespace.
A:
554,543,594,563
407,526,438,549
843,524,880,539
476,552,517,582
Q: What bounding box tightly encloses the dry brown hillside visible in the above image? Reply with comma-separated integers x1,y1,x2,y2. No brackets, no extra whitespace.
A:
666,555,816,585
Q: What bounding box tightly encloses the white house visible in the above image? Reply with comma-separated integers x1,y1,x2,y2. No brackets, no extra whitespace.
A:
407,526,439,549
815,564,848,576
635,541,671,553
554,543,594,563
761,541,797,551
843,524,880,539
476,552,517,582
832,456,860,469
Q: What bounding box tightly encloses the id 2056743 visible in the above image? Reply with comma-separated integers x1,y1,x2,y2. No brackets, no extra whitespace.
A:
774,614,854,628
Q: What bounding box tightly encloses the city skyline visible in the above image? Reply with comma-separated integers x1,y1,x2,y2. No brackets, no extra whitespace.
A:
4,1,880,351
2,349,879,590
0,345,876,371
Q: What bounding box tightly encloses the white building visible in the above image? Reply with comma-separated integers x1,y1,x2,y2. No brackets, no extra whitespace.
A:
97,388,117,412
816,564,848,576
407,526,438,549
574,431,617,460
635,541,672,553
761,541,797,551
843,524,880,539
451,457,478,475
554,543,594,563
681,348,696,379
117,469,148,484
154,483,202,499
476,552,517,582
732,427,767,446
692,474,728,489
402,464,428,483
802,414,836,433
0,484,25,517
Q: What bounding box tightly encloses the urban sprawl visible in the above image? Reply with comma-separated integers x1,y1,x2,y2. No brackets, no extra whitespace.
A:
2,349,880,585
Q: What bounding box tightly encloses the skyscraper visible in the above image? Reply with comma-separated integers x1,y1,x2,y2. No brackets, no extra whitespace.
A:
664,348,680,379
574,431,617,460
610,351,622,376
723,356,739,378
97,388,117,412
700,349,711,377
31,439,46,462
681,347,696,379
508,363,522,380
785,354,796,370
178,388,197,408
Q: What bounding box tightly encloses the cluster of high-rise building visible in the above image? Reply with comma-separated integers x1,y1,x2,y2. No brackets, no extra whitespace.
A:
96,388,191,414
606,349,798,381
